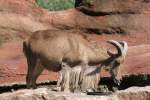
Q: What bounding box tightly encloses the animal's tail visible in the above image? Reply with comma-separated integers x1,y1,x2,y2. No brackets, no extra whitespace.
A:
23,40,36,88
23,40,32,57
23,41,27,56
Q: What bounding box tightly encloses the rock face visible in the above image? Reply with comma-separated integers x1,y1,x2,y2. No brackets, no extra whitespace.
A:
0,41,57,85
78,0,150,13
0,86,150,100
0,0,150,86
118,86,150,100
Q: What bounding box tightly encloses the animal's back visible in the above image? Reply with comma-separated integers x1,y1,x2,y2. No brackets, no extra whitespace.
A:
26,30,91,67
29,30,68,60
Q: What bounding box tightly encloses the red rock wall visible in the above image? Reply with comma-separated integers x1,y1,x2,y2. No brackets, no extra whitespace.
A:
0,0,150,85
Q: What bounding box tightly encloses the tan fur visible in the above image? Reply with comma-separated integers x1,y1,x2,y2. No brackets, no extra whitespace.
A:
58,65,101,92
23,29,128,91
58,65,82,92
81,66,101,92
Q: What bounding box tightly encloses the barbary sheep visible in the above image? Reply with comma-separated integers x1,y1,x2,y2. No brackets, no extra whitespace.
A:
23,29,128,91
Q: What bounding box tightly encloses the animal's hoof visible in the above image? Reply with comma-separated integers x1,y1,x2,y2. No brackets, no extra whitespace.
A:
86,88,95,93
51,86,61,91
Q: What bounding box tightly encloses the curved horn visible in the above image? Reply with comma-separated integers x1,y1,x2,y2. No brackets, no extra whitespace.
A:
120,41,128,57
107,40,123,56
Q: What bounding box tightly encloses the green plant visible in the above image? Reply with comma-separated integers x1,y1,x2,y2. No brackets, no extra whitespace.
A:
36,0,75,11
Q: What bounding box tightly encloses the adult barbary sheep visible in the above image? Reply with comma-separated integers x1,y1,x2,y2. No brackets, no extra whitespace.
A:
23,29,128,91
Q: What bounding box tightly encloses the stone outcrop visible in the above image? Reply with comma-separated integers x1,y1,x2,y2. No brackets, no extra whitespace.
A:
77,0,150,13
0,86,150,100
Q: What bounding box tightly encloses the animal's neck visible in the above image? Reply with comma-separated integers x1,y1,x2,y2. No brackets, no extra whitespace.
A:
88,45,109,65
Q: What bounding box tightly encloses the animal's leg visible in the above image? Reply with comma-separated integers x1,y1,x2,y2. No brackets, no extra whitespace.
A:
31,59,44,88
53,62,67,91
81,66,101,92
71,66,82,92
62,63,72,92
63,68,71,92
56,62,72,92
26,55,37,89
110,66,121,86
54,71,63,91
79,62,89,84
57,62,67,87
57,71,63,87
59,65,82,92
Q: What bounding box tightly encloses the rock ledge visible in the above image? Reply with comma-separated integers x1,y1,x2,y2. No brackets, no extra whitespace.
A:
0,86,150,100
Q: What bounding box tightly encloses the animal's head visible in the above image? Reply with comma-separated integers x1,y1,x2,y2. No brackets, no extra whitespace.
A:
105,40,128,86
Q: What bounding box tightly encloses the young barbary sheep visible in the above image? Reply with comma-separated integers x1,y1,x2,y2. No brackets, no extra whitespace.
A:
23,29,128,91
